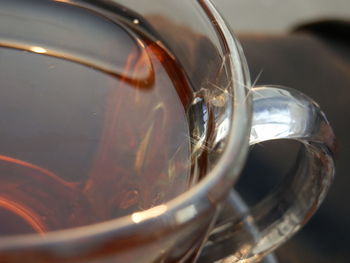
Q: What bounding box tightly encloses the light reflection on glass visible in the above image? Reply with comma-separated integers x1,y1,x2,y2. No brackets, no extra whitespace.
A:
214,118,230,145
53,0,72,3
250,109,293,144
175,204,197,223
131,205,167,223
30,46,47,54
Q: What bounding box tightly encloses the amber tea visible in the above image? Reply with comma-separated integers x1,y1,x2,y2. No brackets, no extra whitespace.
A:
0,0,205,236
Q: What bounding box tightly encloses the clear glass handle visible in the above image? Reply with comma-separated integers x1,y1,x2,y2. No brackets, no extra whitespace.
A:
198,86,335,263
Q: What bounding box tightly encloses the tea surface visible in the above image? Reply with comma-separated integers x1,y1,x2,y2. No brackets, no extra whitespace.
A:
0,0,196,235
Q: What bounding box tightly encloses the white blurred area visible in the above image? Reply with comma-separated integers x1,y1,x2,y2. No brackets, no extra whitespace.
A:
214,0,350,33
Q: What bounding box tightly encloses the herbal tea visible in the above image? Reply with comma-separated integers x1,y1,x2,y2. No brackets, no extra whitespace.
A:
0,0,204,236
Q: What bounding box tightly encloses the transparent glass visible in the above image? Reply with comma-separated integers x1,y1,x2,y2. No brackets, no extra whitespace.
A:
0,0,335,262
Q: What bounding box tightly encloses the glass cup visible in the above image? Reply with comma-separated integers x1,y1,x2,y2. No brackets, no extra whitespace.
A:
0,0,335,262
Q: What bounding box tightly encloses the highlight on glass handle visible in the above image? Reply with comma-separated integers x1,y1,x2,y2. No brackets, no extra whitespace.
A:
198,86,335,263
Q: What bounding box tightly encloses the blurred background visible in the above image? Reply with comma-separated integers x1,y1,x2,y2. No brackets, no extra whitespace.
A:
216,0,349,32
213,0,350,262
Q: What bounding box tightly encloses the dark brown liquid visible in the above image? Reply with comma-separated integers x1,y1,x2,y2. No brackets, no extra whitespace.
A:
0,0,196,236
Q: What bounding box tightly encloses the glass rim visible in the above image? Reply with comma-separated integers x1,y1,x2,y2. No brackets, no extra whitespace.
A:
0,0,252,249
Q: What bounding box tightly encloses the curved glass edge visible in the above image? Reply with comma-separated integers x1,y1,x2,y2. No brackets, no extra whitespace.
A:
0,0,252,250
